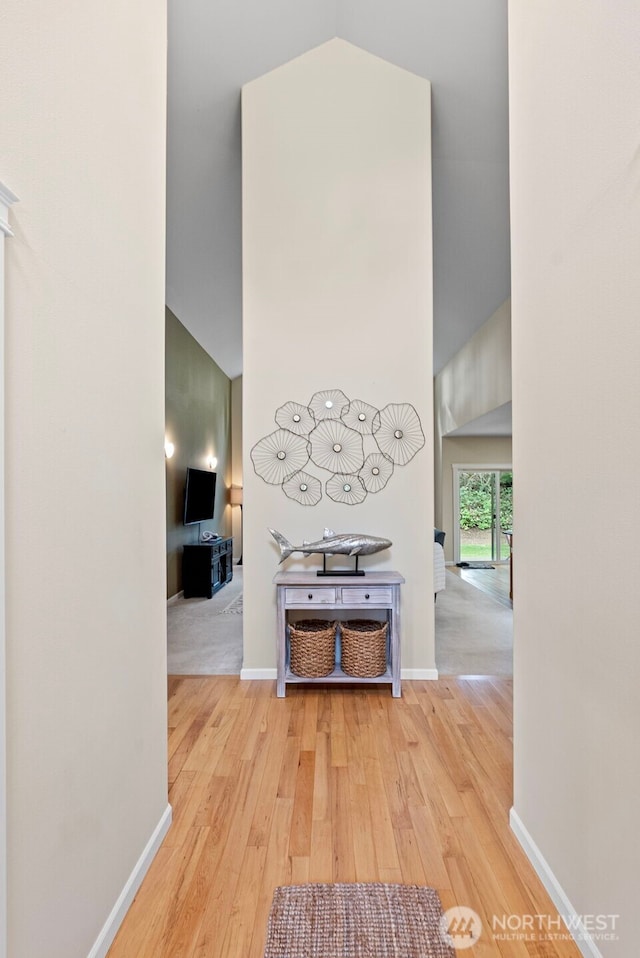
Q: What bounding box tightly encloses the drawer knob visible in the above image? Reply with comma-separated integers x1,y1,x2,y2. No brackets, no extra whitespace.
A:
308,593,313,600
365,593,370,599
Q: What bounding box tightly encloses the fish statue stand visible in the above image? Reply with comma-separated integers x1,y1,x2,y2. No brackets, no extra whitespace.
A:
269,528,392,576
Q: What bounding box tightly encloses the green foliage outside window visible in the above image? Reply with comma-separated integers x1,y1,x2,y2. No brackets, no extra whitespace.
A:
459,471,513,531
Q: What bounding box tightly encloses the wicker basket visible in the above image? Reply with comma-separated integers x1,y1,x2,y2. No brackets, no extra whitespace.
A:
339,619,388,678
288,619,337,678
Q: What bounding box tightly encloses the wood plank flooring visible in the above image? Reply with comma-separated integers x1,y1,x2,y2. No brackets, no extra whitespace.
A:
107,677,581,958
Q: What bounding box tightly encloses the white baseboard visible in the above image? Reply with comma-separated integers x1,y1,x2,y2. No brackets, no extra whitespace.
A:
240,668,277,681
87,803,172,958
509,808,602,958
167,591,184,605
401,669,439,680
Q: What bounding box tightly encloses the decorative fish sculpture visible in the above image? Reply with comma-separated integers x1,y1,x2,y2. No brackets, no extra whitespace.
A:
270,527,392,563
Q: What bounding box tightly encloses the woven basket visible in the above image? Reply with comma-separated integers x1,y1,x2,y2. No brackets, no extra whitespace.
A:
340,619,388,678
289,619,337,678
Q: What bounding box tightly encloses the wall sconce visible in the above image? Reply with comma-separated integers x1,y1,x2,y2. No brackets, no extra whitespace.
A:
164,440,175,459
208,456,218,469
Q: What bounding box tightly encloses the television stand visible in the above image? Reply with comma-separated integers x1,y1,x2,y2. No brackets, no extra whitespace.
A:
182,537,233,598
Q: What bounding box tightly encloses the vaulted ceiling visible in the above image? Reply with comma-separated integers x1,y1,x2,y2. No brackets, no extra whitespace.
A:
167,0,510,380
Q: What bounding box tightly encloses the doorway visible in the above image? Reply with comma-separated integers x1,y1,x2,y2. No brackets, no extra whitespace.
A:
453,466,513,564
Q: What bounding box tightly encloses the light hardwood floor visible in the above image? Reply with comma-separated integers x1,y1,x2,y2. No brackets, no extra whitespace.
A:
107,677,581,957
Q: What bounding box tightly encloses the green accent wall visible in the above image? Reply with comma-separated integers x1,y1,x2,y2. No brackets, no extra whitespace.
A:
165,308,232,597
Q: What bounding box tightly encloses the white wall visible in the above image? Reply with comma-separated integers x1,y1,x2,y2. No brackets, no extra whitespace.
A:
509,3,640,953
337,0,510,372
167,0,335,377
167,0,509,379
435,298,511,437
231,376,243,561
1,3,169,956
434,299,511,528
0,181,18,958
242,39,434,675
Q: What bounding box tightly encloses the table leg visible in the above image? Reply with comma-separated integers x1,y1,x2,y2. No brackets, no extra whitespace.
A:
276,589,286,697
391,590,401,697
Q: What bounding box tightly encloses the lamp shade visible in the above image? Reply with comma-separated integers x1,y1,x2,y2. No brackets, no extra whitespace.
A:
230,486,243,506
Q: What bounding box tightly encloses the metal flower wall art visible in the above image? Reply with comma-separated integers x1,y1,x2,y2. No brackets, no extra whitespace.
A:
250,389,425,506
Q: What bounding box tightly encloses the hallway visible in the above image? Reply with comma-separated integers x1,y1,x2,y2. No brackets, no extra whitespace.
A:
107,676,581,957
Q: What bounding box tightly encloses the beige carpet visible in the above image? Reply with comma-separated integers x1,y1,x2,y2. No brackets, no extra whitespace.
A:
167,566,243,674
435,570,512,675
263,883,454,958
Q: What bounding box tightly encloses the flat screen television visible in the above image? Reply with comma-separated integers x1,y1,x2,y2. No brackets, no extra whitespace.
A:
183,467,217,525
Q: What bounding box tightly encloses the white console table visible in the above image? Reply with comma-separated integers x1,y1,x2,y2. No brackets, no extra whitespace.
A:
274,570,405,698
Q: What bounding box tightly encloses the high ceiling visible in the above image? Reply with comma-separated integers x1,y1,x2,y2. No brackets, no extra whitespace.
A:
167,0,510,380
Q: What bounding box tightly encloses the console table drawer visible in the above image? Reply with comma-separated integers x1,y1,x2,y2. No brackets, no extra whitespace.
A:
340,587,393,605
285,587,337,605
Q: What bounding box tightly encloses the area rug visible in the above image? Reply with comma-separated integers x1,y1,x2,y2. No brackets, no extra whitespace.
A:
456,561,495,569
263,883,455,958
219,592,243,614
